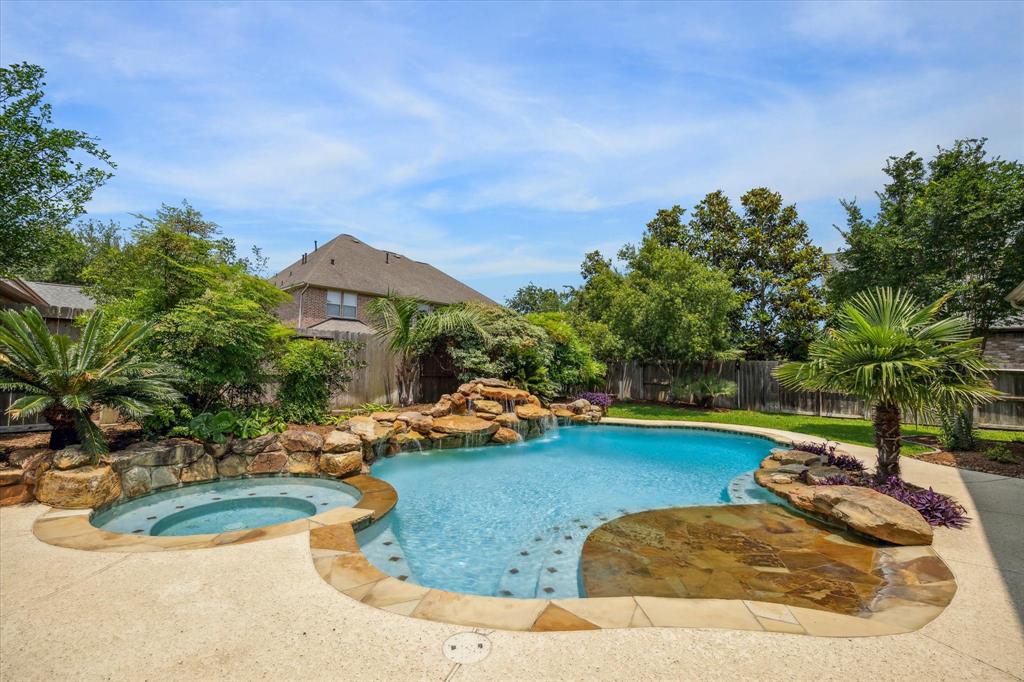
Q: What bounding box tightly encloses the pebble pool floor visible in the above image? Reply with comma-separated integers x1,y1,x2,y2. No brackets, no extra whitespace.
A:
359,425,776,599
91,477,361,536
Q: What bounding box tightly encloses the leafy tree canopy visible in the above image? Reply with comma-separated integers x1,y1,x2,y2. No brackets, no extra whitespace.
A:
1,63,114,276
505,283,566,314
830,139,1024,332
571,238,739,371
633,189,828,359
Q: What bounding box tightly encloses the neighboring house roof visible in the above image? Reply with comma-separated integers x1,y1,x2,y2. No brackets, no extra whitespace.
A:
0,279,95,310
307,318,374,334
1007,280,1024,309
270,234,495,306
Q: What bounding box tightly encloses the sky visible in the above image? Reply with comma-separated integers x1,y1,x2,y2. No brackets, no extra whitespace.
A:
2,1,1023,302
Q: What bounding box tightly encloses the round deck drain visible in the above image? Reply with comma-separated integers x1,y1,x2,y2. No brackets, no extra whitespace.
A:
443,632,491,664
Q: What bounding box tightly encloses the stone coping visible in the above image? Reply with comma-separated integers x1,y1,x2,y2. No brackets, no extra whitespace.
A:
310,420,953,636
32,474,394,553
600,417,796,447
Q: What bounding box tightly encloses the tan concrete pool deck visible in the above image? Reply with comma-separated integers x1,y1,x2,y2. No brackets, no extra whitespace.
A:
2,420,1022,681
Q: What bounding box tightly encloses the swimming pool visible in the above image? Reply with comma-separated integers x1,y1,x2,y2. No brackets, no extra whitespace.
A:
91,477,361,536
358,424,775,598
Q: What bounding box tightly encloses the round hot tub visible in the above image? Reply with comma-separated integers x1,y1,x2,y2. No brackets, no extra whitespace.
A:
91,476,361,536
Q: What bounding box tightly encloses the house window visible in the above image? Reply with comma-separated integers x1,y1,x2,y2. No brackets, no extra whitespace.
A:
326,290,357,318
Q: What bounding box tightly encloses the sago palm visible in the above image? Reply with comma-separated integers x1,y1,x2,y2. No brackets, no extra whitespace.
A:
774,288,999,479
367,294,489,406
0,307,182,457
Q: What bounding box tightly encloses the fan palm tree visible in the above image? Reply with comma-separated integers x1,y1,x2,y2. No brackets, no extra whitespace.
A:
367,294,490,406
775,288,999,479
0,307,181,457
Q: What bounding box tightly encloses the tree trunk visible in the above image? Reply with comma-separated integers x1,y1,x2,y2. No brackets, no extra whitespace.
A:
873,402,902,480
44,406,79,450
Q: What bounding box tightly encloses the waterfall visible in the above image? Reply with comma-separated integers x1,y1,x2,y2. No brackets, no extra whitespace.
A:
541,413,559,436
463,431,491,449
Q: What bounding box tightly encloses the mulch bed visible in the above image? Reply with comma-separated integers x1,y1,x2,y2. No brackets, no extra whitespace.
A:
905,436,1024,479
0,423,144,457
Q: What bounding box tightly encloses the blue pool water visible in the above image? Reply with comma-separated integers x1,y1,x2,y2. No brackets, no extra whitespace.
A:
91,477,361,536
359,424,774,598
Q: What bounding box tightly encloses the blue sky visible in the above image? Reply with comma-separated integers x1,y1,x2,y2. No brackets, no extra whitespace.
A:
3,1,1023,302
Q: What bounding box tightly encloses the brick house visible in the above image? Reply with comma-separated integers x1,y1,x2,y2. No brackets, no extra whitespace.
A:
270,234,495,333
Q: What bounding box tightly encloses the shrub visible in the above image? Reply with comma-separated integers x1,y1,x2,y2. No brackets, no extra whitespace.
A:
276,338,362,423
985,444,1019,464
938,407,977,451
234,408,286,439
671,373,736,408
574,391,613,410
188,410,237,443
141,402,194,440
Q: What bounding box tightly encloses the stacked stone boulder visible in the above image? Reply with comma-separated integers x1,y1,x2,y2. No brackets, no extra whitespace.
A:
754,447,934,546
0,378,602,509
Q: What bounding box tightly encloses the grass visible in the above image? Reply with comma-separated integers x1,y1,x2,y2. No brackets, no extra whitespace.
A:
606,403,1023,456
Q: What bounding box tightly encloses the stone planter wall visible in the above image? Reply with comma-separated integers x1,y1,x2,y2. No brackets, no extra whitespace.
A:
0,378,599,510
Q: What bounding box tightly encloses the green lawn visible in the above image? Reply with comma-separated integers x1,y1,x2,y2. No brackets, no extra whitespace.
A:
606,403,1022,456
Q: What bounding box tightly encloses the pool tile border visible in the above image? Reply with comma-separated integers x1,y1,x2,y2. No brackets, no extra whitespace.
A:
31,475,387,553
308,420,955,636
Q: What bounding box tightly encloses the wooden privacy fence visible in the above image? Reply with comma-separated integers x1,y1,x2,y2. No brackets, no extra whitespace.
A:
604,360,1024,430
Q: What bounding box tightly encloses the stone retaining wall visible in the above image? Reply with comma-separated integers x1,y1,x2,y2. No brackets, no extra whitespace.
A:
0,378,603,510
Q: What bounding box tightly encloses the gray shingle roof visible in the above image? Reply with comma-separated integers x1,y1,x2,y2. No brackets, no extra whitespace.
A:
23,282,95,310
270,234,495,305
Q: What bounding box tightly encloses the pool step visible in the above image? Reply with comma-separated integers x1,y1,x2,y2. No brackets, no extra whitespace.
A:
495,510,630,599
727,471,774,505
357,522,415,583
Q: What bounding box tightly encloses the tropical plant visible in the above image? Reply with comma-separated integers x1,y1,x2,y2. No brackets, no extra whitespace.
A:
233,408,286,439
367,294,490,406
188,410,237,444
671,373,736,408
775,288,1000,479
938,407,977,451
275,338,363,423
0,308,180,456
358,402,394,414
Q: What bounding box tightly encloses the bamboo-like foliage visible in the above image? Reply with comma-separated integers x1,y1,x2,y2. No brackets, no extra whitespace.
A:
0,308,181,457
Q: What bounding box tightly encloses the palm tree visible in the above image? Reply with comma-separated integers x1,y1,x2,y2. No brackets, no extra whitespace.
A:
367,294,490,406
775,288,999,479
0,308,181,457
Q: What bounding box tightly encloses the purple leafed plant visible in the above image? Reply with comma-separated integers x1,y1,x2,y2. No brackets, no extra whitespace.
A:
872,476,971,529
819,473,856,486
574,392,613,409
792,440,865,472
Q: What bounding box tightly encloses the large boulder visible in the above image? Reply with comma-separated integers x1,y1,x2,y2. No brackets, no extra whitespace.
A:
319,452,362,478
396,412,433,435
345,416,397,445
324,430,362,453
230,433,278,456
278,430,324,453
35,465,121,509
149,466,179,489
567,398,591,414
180,454,218,483
0,483,33,506
18,450,53,486
479,385,531,403
472,399,504,416
427,397,452,418
494,413,521,428
788,485,934,545
0,468,24,486
286,452,319,474
388,431,426,453
515,404,551,421
120,467,152,498
216,455,247,478
449,392,468,414
247,450,288,474
52,446,91,471
770,448,821,466
431,415,500,436
124,439,204,467
491,427,521,444
370,411,400,422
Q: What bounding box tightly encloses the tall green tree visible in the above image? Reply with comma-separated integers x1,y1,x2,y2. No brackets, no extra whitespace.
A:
18,220,122,284
775,288,999,479
505,283,565,314
640,189,828,359
84,202,290,409
830,139,1024,333
1,63,114,276
571,238,739,378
